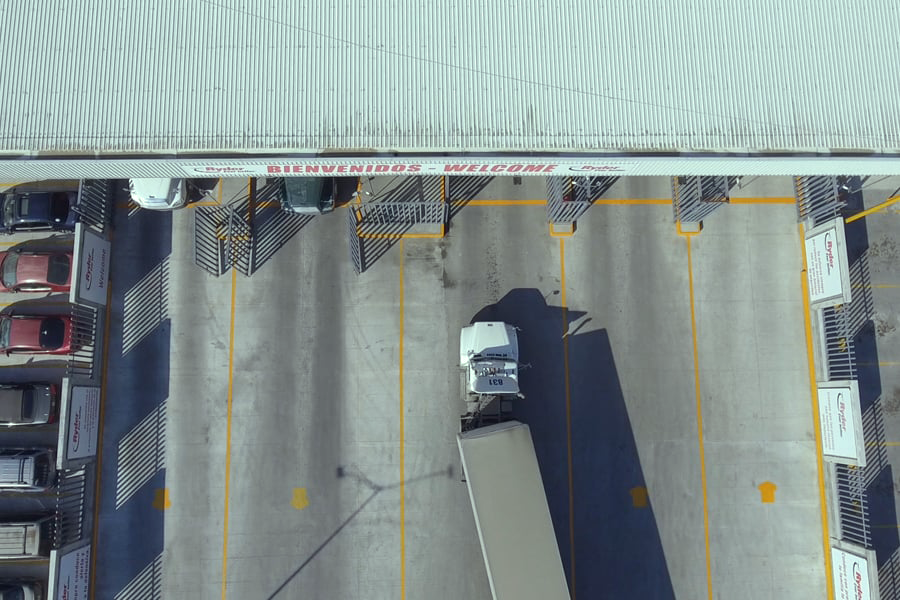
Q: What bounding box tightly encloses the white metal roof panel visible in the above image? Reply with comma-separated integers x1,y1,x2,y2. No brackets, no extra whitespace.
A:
457,421,570,600
1,1,899,155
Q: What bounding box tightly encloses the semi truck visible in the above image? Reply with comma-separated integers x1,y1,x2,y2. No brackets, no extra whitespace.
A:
457,421,570,600
458,321,523,431
457,322,570,599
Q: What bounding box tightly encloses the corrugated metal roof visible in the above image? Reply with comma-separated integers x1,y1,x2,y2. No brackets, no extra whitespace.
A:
1,0,899,156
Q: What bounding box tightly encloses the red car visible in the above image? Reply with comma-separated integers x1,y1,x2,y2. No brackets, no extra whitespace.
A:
0,248,73,293
0,314,75,355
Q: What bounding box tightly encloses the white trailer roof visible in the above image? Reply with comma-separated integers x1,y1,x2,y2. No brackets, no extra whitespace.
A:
458,421,570,600
1,1,899,157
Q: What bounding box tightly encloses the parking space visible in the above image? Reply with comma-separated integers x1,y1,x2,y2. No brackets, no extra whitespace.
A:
83,174,838,599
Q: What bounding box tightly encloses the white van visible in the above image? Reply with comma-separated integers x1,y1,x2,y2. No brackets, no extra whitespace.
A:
0,518,53,559
128,179,187,210
0,448,55,492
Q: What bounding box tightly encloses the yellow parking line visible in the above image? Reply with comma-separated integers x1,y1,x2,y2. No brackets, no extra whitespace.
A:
220,267,237,600
450,199,546,206
799,223,835,600
729,197,795,204
594,198,670,205
399,239,407,600
684,235,713,600
559,238,576,598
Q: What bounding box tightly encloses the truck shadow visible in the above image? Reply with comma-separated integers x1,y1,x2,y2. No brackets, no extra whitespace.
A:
471,288,676,599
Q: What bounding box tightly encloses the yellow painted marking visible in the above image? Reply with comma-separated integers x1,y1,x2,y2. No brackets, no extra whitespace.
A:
549,222,575,237
594,198,670,205
153,488,171,510
220,259,238,600
629,486,649,508
676,220,702,236
837,338,847,352
88,231,115,600
684,235,713,600
730,197,795,204
852,283,900,289
799,223,835,600
559,238,576,598
758,482,777,503
399,239,406,600
866,441,900,446
357,230,443,240
450,199,546,206
291,488,310,510
845,195,900,223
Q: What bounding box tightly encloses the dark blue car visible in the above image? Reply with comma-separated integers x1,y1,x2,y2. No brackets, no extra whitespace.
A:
0,191,78,234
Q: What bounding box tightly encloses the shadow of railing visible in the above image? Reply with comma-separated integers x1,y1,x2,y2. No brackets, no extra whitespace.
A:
839,178,900,574
470,288,676,599
446,176,496,221
122,257,169,356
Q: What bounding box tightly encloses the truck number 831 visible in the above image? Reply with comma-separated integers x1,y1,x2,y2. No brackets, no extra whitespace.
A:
488,378,505,386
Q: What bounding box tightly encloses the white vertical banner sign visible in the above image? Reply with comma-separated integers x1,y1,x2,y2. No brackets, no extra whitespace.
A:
70,223,111,307
832,541,879,600
66,386,101,461
51,544,91,600
818,381,866,466
805,217,852,308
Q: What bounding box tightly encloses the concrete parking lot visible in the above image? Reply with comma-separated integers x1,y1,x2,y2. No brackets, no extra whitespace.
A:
90,175,836,599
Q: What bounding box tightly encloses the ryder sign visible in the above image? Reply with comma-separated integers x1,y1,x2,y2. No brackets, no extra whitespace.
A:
183,161,633,177
805,217,851,307
818,381,865,465
72,224,111,306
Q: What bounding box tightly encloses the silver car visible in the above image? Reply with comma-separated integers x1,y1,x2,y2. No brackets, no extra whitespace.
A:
0,384,56,426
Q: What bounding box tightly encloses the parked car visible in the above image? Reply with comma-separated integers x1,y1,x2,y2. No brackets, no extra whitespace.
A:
0,313,75,355
0,384,57,426
0,448,55,492
0,191,77,234
278,177,335,215
0,581,43,600
0,248,73,293
0,517,53,559
128,178,187,210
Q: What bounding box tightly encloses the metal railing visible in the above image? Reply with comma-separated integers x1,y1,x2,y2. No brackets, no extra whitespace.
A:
74,179,115,234
820,304,858,381
192,206,253,277
794,176,848,226
546,177,594,224
68,303,100,381
834,464,871,549
671,176,730,223
348,206,363,274
54,467,88,548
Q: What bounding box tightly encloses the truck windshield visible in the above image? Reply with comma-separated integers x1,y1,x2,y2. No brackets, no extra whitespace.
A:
1,196,15,228
0,319,9,350
0,253,17,289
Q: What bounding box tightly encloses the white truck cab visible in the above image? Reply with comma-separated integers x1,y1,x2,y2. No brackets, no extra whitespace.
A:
459,322,521,396
128,179,187,210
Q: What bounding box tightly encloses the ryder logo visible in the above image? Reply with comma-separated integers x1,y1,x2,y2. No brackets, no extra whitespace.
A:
836,393,847,437
71,408,81,451
852,562,864,599
824,232,835,274
84,249,95,290
190,166,253,174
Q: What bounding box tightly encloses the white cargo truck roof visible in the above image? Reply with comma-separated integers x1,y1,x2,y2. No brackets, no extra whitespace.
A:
457,421,570,600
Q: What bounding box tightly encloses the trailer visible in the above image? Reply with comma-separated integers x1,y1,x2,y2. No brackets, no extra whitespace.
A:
457,421,570,600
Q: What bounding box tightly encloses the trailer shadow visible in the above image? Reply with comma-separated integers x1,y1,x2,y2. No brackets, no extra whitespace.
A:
470,289,676,599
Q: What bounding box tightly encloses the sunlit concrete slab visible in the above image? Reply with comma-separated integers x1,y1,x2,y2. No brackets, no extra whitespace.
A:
690,199,827,600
